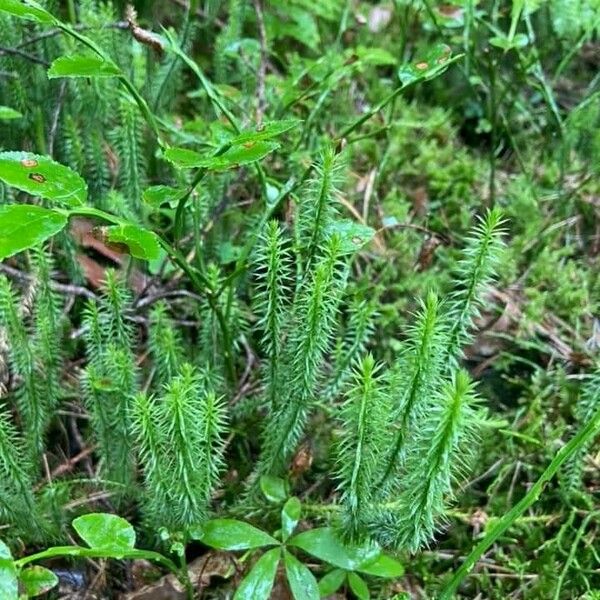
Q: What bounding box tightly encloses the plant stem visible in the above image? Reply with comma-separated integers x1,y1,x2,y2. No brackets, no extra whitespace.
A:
15,546,179,573
439,407,600,599
62,207,236,383
487,51,497,206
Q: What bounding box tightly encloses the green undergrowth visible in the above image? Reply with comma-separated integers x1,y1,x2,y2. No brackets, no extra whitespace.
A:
0,0,599,598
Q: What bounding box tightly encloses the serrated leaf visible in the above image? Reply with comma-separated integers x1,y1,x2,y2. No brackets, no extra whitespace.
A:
288,527,380,571
0,205,67,260
105,224,161,261
0,541,17,600
48,55,121,78
0,151,87,206
318,568,346,596
358,553,404,578
191,519,278,550
324,220,375,255
0,0,55,23
283,550,319,600
164,141,278,170
398,44,453,85
260,475,288,503
281,497,301,541
162,147,205,168
231,119,301,144
143,185,184,209
233,548,280,600
20,566,59,597
348,572,370,600
72,513,136,552
0,106,22,120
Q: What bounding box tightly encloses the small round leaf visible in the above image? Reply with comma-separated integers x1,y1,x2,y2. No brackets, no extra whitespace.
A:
20,566,59,597
72,513,136,552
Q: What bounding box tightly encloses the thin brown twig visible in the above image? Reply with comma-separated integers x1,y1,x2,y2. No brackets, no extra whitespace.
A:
0,263,96,300
0,46,49,67
16,22,129,49
133,288,204,309
34,446,97,491
48,80,68,156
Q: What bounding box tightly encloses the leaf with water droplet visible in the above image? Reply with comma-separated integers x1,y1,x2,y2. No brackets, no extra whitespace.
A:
398,44,453,85
284,550,320,600
324,220,375,255
233,547,280,600
48,54,121,78
230,119,301,144
357,553,404,578
0,0,56,23
0,151,87,206
0,205,68,260
0,106,22,120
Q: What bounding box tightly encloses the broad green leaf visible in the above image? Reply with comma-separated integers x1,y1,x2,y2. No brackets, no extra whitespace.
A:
20,566,59,597
0,542,11,560
0,540,17,600
48,55,121,78
0,151,87,206
324,220,375,254
0,205,67,260
283,550,319,600
72,513,136,552
163,147,205,168
233,548,280,600
348,572,370,600
260,475,288,503
231,119,301,144
358,553,404,578
165,141,278,170
318,568,346,596
0,106,22,120
106,224,161,261
0,0,55,23
288,527,379,571
281,497,301,541
398,44,453,85
355,47,397,66
489,33,528,50
143,185,184,209
191,519,278,550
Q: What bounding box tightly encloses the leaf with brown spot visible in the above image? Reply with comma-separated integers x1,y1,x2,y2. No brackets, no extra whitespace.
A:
0,151,87,206
398,44,454,85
